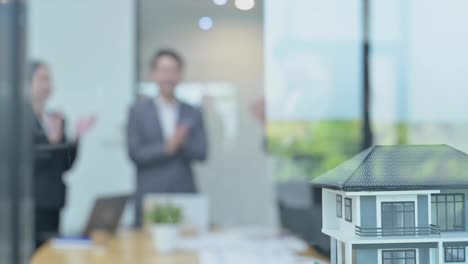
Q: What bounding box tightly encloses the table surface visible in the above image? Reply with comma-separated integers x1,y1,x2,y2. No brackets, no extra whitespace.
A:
31,230,329,264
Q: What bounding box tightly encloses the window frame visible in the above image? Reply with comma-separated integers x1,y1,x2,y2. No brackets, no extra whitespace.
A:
345,197,352,222
381,201,415,236
336,195,343,218
445,246,466,263
431,193,465,232
382,249,416,264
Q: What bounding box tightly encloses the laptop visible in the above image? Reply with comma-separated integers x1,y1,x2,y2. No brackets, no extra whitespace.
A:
82,195,130,236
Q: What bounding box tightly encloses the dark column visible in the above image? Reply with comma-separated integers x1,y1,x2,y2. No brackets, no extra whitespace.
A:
0,0,33,263
362,0,373,149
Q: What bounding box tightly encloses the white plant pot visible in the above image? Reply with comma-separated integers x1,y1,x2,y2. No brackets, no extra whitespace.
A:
150,224,179,254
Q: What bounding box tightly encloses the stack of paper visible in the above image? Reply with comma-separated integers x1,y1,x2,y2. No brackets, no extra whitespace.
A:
200,250,326,264
50,237,94,250
176,228,329,264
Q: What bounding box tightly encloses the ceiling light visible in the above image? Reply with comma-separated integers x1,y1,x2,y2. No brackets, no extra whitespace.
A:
213,0,228,5
235,0,255,10
199,17,214,31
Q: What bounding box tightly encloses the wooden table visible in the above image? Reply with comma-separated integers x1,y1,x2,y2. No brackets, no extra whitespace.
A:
32,231,329,264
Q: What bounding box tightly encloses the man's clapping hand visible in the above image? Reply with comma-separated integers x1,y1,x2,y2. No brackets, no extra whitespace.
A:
165,124,189,155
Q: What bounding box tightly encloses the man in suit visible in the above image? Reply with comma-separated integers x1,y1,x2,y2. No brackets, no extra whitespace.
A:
127,50,208,226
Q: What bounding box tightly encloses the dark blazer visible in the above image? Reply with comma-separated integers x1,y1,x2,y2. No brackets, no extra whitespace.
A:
33,112,78,209
126,98,208,225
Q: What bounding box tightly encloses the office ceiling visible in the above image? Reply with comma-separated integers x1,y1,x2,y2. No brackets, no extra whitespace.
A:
139,0,263,34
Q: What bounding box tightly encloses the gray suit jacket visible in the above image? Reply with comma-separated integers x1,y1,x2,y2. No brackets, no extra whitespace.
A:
126,98,207,225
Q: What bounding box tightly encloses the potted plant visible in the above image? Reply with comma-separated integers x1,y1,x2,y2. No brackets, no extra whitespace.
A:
147,203,182,253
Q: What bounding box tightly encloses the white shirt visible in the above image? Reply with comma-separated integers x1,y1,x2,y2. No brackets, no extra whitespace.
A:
155,96,179,141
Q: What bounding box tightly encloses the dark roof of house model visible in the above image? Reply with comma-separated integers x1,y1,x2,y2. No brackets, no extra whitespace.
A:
311,145,468,191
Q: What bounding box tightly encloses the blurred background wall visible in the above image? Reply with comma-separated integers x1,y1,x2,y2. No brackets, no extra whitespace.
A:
29,0,278,233
28,0,136,234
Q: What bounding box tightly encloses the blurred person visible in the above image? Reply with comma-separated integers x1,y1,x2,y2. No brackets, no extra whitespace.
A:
30,61,95,249
250,96,269,150
127,49,208,227
250,96,266,127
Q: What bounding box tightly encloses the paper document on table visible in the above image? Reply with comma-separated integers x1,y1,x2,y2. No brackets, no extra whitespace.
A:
177,231,308,253
50,237,94,250
200,250,328,264
176,227,328,264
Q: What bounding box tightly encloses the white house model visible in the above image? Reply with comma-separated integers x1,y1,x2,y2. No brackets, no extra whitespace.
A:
312,145,468,264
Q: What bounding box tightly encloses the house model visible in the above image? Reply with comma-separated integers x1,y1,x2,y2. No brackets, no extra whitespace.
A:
312,145,468,264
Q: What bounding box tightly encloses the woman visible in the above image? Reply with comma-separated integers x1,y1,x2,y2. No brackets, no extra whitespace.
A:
30,61,94,248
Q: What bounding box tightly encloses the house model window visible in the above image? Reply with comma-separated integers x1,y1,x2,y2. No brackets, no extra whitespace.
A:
345,198,352,222
432,194,465,231
445,246,465,262
382,250,416,264
381,202,415,236
336,195,342,218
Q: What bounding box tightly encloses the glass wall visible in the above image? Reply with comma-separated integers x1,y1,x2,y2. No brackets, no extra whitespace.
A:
266,0,468,181
265,0,364,180
371,0,468,152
